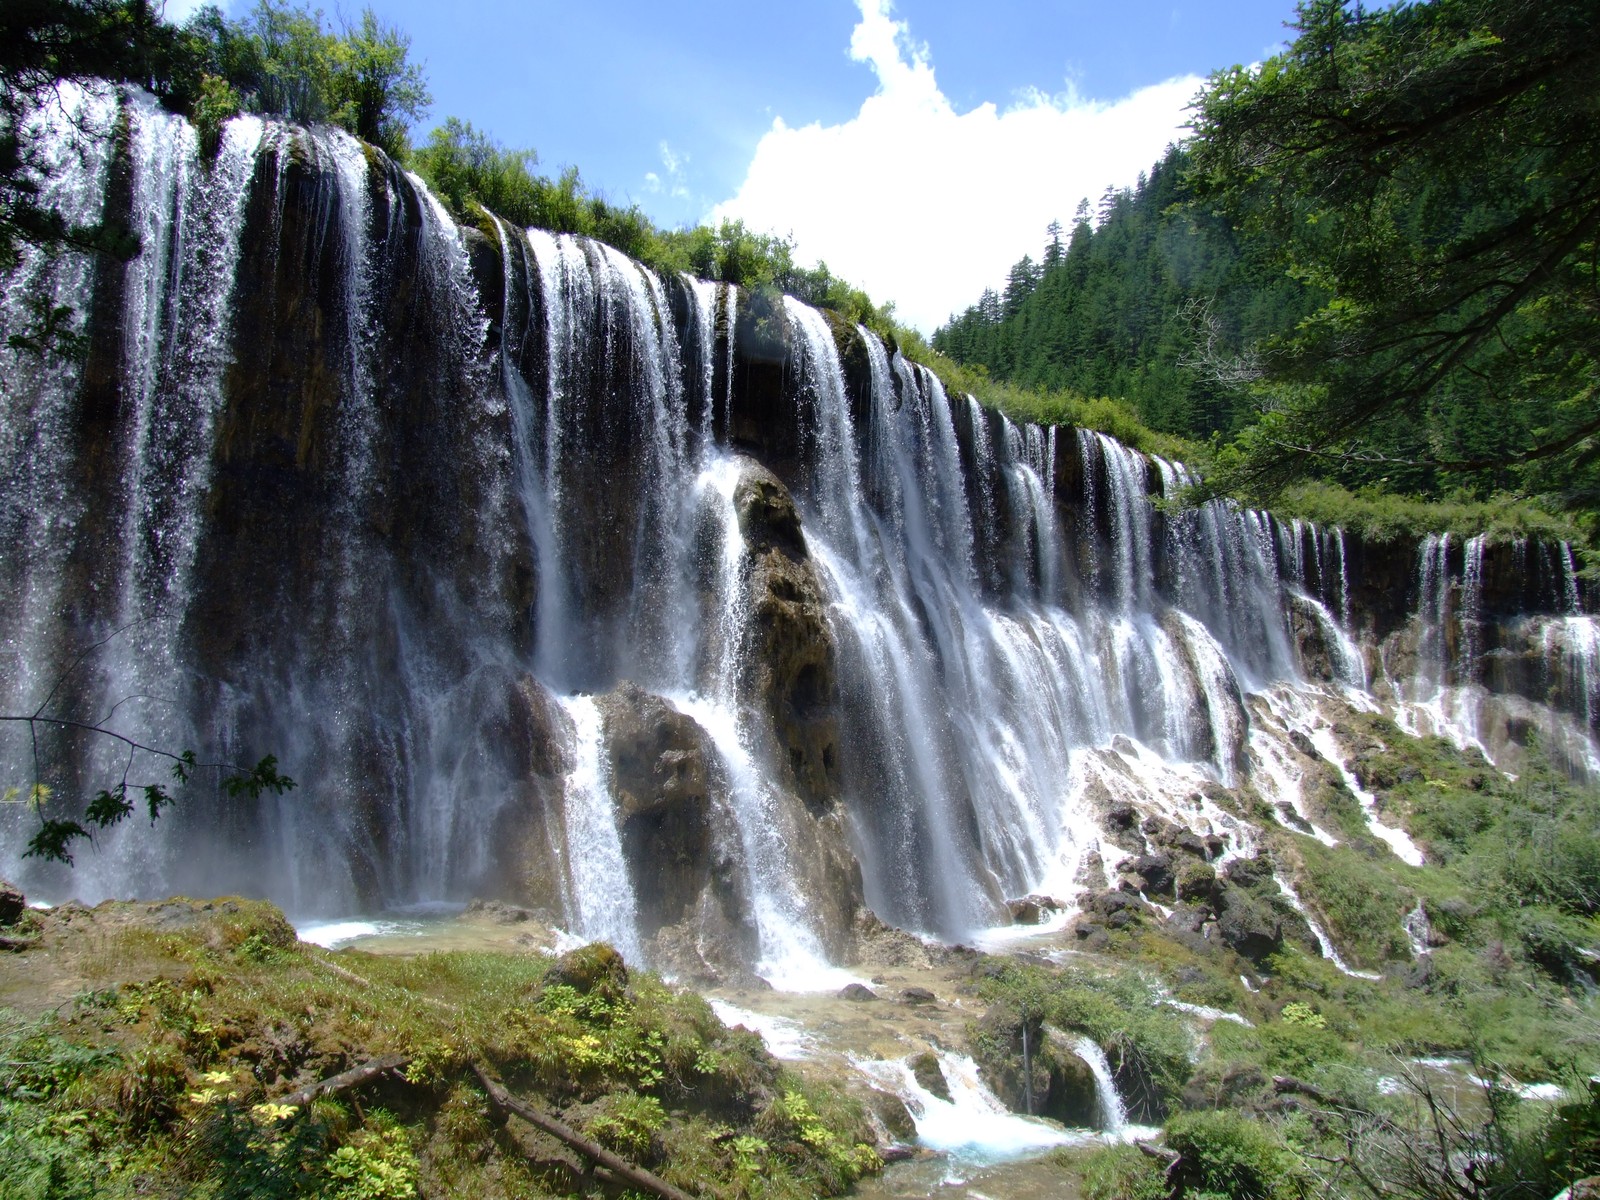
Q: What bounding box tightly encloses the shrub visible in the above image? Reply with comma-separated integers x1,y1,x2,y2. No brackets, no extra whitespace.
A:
1164,1109,1307,1200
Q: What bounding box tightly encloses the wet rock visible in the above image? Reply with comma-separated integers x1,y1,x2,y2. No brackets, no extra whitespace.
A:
1223,855,1275,890
1086,889,1151,931
1289,731,1320,760
462,898,534,925
1076,925,1111,952
596,683,724,938
481,672,573,915
908,1051,951,1101
864,1088,918,1143
1164,903,1210,936
970,1008,1097,1125
1276,803,1316,835
1005,894,1063,925
899,987,936,1005
733,461,841,813
1124,854,1175,899
0,881,25,927
1175,861,1222,908
1214,886,1285,965
1105,802,1137,830
853,909,937,971
838,983,878,1002
649,889,760,988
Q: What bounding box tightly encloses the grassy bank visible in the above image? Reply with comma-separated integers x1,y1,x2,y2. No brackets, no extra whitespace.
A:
0,906,878,1200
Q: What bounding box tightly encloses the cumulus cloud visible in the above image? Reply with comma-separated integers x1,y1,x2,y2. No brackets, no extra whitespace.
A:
713,0,1202,334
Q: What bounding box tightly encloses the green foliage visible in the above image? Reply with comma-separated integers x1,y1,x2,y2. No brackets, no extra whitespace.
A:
1187,0,1600,517
1072,1143,1168,1200
190,72,240,156
1163,1109,1308,1200
323,1120,417,1200
586,1092,665,1160
933,148,1315,444
1293,838,1414,967
0,917,872,1200
186,1,430,157
9,730,295,866
1262,480,1583,548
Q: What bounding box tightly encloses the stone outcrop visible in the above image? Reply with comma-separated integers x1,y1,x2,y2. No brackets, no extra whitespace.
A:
732,460,841,812
971,1007,1099,1127
595,683,741,945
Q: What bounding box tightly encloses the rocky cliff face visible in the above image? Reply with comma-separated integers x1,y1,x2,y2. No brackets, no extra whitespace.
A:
1,92,1596,982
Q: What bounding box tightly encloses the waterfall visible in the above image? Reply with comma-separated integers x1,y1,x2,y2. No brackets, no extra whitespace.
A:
4,94,1595,972
852,1051,1076,1166
556,695,643,963
1069,1035,1128,1133
1273,872,1383,980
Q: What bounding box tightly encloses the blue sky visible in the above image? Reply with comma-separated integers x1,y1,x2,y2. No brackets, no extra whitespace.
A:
166,0,1299,330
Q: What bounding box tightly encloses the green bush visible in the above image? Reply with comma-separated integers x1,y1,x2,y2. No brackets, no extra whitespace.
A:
1076,1143,1168,1200
1164,1110,1307,1200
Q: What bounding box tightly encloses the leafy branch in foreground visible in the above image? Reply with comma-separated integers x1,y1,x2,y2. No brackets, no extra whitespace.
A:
1188,0,1600,507
2,719,294,866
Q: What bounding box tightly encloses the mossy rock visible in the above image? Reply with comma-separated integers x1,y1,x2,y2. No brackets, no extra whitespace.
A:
908,1050,950,1101
544,942,629,997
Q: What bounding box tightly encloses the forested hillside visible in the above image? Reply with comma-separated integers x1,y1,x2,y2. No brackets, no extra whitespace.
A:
932,147,1318,441
935,0,1600,544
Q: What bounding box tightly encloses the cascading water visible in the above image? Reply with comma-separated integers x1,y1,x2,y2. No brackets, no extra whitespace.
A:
2,93,1594,984
1069,1035,1129,1134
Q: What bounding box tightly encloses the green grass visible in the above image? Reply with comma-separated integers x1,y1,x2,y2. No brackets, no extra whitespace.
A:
0,907,876,1200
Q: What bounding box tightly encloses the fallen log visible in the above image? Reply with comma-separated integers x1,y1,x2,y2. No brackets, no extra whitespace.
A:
0,934,40,951
471,1062,698,1200
1273,1074,1372,1115
283,1054,408,1108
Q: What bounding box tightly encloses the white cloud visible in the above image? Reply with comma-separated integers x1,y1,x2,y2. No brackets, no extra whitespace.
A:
645,141,690,200
712,0,1201,334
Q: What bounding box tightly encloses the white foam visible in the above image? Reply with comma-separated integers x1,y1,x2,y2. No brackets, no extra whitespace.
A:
708,1000,816,1060
852,1052,1084,1168
296,919,400,949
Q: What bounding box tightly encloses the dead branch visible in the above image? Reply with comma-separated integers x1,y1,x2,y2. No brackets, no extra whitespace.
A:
282,1054,408,1108
471,1062,699,1200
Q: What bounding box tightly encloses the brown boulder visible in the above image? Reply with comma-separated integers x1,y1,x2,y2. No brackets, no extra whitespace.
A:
595,683,721,937
733,462,840,812
0,880,25,927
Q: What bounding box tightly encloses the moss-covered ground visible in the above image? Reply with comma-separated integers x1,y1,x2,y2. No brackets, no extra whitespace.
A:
0,907,878,1200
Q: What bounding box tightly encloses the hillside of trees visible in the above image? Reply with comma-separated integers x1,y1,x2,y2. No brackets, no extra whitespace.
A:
932,147,1319,442
936,0,1600,548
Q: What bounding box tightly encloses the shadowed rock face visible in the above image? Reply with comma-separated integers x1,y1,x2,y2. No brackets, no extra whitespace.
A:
733,461,840,813
596,682,722,938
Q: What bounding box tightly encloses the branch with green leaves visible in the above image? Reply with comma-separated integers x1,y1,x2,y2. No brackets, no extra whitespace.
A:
2,712,295,865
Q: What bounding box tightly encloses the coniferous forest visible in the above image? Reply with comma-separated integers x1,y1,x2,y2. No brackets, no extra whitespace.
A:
936,0,1600,550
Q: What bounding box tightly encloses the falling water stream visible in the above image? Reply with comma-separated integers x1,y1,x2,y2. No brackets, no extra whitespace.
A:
2,94,1598,1011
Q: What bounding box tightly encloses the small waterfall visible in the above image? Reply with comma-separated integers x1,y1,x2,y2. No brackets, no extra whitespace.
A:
1070,1034,1128,1134
1086,431,1153,611
1404,900,1433,959
555,696,643,962
853,1051,1076,1166
1273,871,1383,980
